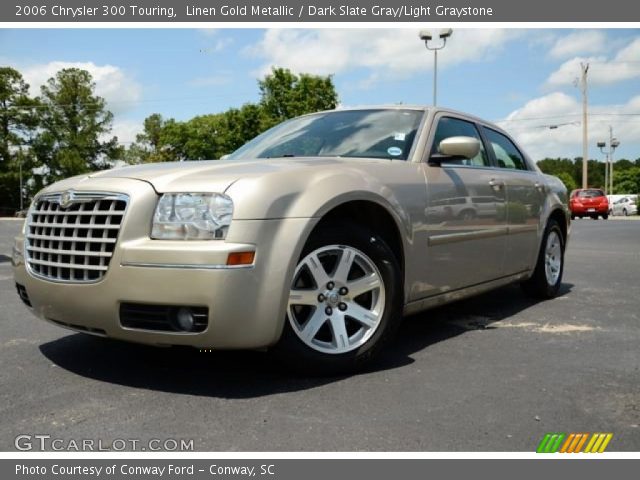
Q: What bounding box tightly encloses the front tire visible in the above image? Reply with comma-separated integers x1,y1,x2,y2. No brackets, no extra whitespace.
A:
521,219,565,299
275,223,402,375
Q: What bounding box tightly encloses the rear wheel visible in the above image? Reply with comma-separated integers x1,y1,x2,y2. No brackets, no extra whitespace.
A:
570,214,576,220
275,224,402,374
521,219,565,299
602,213,609,220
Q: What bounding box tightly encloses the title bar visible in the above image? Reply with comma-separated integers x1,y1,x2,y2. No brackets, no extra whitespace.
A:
3,0,640,22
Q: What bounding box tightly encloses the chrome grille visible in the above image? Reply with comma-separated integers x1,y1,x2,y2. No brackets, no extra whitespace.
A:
25,191,128,283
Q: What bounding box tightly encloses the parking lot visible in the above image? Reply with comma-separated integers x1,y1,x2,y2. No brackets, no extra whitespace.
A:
0,217,638,451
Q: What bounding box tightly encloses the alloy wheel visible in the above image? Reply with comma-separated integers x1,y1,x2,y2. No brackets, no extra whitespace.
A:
287,245,385,354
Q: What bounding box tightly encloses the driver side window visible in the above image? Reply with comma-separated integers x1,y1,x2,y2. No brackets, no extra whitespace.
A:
430,117,489,167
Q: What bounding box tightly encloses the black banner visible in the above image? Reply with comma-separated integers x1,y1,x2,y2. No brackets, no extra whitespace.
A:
4,0,640,22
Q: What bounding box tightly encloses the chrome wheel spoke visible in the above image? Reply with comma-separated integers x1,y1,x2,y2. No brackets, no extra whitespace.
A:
300,308,326,342
329,314,349,350
304,252,330,289
345,302,377,329
333,248,355,283
289,289,320,306
348,273,381,298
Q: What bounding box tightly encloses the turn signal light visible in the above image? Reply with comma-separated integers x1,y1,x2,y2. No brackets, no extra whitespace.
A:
227,251,255,266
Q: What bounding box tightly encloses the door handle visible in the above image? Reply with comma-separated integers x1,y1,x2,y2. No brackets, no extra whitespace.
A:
489,179,504,191
534,182,545,191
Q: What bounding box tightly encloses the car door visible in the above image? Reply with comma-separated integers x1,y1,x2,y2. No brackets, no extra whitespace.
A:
419,115,508,295
480,126,544,275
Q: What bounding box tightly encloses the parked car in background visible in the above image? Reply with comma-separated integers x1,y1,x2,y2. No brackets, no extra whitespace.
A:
12,106,570,373
569,188,609,220
610,196,638,216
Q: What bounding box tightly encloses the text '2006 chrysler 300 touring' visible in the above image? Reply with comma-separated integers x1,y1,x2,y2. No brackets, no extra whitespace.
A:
12,106,569,374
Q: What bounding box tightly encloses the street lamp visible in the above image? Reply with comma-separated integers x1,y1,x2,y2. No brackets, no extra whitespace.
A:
419,28,453,106
597,127,620,197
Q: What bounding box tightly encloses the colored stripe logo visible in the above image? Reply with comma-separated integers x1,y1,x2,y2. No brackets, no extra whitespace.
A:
537,433,613,453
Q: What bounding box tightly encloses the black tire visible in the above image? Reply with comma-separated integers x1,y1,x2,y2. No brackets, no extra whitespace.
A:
570,214,575,220
623,209,628,216
521,219,565,299
591,215,598,220
274,223,403,375
602,214,609,220
458,209,476,221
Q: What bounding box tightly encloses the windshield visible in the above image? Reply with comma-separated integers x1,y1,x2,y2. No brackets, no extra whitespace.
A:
227,109,424,161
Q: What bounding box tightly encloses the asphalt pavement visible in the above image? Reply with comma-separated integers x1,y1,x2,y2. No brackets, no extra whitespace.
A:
0,217,638,451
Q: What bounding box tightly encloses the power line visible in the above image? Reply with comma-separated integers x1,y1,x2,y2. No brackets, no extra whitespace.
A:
497,112,640,123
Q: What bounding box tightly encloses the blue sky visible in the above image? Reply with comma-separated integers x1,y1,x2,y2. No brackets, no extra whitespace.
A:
1,28,639,161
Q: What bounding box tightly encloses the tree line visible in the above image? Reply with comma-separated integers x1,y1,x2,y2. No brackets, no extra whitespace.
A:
536,157,640,194
0,66,338,213
2,64,639,215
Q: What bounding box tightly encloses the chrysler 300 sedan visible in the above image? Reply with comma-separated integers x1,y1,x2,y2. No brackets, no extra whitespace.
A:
13,106,569,373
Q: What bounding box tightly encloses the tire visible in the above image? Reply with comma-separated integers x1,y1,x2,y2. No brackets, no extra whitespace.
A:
521,219,565,299
602,214,609,220
458,209,476,221
275,223,402,375
591,215,598,220
623,209,628,216
570,214,575,220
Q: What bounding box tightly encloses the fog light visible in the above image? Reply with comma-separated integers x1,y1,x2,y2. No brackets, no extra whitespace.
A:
175,307,195,332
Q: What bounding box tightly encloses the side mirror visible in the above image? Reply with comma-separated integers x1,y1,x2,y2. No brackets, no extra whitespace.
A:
438,136,481,159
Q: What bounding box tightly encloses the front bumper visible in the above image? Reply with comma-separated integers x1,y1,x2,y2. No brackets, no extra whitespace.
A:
13,178,315,349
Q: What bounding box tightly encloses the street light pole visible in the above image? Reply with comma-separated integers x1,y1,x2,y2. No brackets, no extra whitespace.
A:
597,128,620,199
420,29,453,106
580,62,589,189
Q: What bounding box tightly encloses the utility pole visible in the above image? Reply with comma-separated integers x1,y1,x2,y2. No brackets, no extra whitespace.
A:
580,62,589,189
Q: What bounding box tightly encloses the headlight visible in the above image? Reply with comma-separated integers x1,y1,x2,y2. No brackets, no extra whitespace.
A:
151,193,233,240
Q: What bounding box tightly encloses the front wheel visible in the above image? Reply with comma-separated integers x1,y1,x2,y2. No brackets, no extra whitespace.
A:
521,219,565,299
275,224,402,375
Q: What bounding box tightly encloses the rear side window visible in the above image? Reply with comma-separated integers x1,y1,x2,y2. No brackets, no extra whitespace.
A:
430,117,489,167
482,127,528,171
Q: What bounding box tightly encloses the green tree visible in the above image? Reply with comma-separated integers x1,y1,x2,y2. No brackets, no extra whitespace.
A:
33,68,119,183
259,67,338,127
556,171,578,193
613,167,640,194
127,68,340,164
0,67,39,211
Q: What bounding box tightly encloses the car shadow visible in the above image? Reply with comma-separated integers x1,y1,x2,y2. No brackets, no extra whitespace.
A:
39,283,573,398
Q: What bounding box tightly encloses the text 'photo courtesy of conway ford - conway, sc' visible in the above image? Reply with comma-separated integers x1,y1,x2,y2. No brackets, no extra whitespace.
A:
13,106,570,374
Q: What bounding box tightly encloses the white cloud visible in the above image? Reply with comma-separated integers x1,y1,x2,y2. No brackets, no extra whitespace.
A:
498,92,640,160
21,61,141,114
546,37,640,87
248,29,524,80
107,119,143,146
548,31,607,59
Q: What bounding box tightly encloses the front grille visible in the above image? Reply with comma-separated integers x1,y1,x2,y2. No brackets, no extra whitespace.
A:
25,191,128,283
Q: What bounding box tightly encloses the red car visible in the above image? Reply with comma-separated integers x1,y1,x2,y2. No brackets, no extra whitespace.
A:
569,189,609,220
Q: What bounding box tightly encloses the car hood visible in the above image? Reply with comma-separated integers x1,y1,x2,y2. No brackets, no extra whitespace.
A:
90,157,371,193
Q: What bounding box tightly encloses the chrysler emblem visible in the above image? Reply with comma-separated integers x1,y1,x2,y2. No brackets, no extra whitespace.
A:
59,190,75,209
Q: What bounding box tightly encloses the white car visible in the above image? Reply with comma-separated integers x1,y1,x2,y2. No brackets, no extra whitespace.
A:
610,196,638,216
